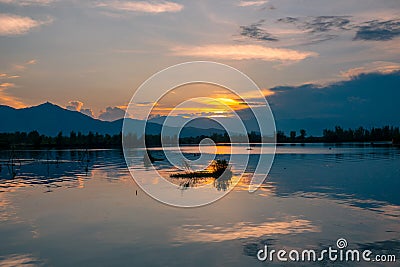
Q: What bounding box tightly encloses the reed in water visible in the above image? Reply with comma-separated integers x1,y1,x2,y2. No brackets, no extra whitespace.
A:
170,159,231,178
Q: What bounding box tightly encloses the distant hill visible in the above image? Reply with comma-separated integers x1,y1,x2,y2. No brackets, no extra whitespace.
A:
0,102,226,137
0,102,120,136
149,116,225,130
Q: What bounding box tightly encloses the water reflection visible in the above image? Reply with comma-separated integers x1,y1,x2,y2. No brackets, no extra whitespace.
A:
0,145,399,266
172,218,319,243
166,168,234,191
0,254,44,267
357,240,400,258
0,149,128,192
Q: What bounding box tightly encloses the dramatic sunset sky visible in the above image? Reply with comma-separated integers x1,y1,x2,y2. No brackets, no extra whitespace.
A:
0,0,399,126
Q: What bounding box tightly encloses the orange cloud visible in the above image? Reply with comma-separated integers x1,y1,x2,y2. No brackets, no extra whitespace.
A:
26,59,36,65
66,100,84,111
306,61,400,86
141,83,274,119
0,254,43,266
171,44,317,62
66,100,94,117
0,82,15,88
341,61,400,79
238,88,275,99
12,59,37,71
0,14,49,36
0,73,20,79
96,1,184,13
0,60,35,107
0,83,25,108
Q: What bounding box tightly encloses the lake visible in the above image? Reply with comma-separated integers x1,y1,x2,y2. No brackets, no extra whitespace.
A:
0,144,399,266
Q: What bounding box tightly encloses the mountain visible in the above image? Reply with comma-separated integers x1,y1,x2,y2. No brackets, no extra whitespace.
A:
0,102,226,137
0,102,120,136
149,114,266,135
149,116,225,130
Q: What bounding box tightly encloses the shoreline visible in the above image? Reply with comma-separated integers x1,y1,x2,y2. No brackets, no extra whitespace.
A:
0,141,398,151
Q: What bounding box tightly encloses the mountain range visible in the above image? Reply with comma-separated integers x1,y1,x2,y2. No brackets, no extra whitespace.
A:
0,102,227,137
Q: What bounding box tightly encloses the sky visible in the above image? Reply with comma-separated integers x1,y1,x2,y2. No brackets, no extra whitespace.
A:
0,0,399,125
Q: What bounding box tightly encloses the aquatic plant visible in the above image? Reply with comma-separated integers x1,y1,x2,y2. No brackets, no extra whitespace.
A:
170,159,230,178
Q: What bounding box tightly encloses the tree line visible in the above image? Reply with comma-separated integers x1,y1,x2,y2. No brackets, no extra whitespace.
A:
278,126,400,143
0,131,122,149
0,125,399,149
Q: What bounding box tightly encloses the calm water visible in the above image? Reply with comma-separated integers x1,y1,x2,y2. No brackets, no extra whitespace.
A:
0,144,399,266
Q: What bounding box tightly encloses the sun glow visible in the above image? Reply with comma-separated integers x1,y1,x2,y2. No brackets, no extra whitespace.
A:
129,83,270,120
216,97,239,105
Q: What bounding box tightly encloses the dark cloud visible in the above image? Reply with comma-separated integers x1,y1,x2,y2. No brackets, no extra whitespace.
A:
354,19,400,41
278,16,352,33
239,20,278,41
81,108,94,117
267,71,400,135
98,106,125,121
303,16,352,33
277,17,298,24
277,16,400,43
276,15,352,44
300,34,337,45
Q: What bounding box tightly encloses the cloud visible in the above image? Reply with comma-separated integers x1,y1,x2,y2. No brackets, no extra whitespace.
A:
0,82,25,108
237,0,268,7
12,59,37,71
0,0,56,6
0,82,15,88
305,16,351,33
0,254,44,267
95,1,183,14
0,62,31,107
6,75,20,79
66,100,84,111
171,44,317,62
240,20,278,41
340,61,400,79
277,16,352,44
302,61,400,86
80,108,94,118
267,71,400,135
277,16,400,44
0,14,50,36
0,73,20,79
354,19,400,41
278,16,352,33
66,100,94,117
0,73,21,80
98,106,125,121
135,101,153,106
